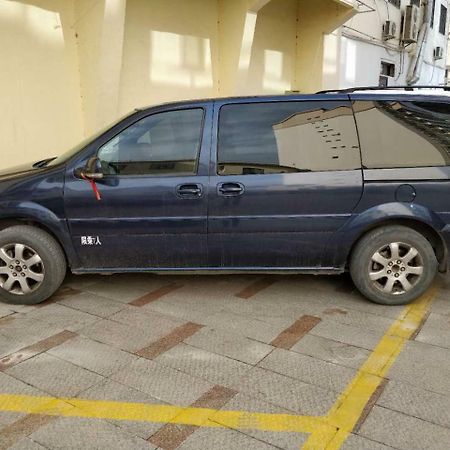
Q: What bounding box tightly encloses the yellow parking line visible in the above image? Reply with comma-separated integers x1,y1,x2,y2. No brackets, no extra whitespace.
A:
302,285,437,450
0,392,324,434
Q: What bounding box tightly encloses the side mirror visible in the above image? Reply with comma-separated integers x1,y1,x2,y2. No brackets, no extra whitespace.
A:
75,156,104,180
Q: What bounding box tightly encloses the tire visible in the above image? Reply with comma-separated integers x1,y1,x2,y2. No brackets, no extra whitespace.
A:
350,225,438,305
0,225,66,305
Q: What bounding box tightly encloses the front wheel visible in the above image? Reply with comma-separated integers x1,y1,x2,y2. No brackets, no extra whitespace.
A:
350,225,438,305
0,225,66,305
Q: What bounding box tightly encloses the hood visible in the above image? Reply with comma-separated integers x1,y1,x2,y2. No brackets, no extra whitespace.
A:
0,159,57,181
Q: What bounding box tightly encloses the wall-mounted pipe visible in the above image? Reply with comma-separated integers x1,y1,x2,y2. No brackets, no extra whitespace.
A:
406,0,433,85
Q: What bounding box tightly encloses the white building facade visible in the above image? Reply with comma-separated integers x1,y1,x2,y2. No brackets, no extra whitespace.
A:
323,0,449,89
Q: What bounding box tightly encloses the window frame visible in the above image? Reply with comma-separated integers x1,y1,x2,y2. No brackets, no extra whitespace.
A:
96,107,206,178
216,100,362,177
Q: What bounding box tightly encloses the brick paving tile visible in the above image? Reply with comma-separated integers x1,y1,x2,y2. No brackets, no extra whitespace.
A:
0,330,77,371
129,284,184,307
0,415,56,450
323,308,348,316
135,322,203,359
148,385,237,450
0,316,16,327
353,378,388,433
235,278,278,300
270,315,321,349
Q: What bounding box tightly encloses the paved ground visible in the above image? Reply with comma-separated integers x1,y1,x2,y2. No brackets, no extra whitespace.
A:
0,272,449,450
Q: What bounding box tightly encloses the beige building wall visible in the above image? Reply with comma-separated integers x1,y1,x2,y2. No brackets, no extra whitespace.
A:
0,0,357,170
0,0,84,168
118,0,220,114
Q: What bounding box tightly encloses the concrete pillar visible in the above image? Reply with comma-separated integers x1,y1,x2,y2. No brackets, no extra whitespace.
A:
322,28,343,91
217,0,271,96
235,10,258,91
295,0,357,93
74,0,127,135
217,0,248,95
96,0,127,129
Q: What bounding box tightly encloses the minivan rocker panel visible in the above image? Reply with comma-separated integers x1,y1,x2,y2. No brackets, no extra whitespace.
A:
0,91,449,306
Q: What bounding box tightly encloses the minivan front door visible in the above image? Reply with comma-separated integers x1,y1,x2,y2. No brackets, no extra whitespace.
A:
64,106,211,270
208,99,363,270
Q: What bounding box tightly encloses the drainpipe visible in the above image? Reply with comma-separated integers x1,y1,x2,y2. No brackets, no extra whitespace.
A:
406,0,433,85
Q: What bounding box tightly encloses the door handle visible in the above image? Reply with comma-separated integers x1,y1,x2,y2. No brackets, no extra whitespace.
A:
218,182,245,197
176,184,203,198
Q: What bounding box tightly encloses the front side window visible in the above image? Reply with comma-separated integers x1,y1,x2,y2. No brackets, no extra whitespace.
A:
98,108,204,176
217,101,361,175
353,100,450,169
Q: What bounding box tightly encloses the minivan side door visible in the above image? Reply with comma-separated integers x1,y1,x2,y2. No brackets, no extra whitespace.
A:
64,104,212,270
208,98,363,269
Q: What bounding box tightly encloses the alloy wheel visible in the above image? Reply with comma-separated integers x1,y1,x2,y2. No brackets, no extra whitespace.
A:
0,243,45,295
369,242,424,295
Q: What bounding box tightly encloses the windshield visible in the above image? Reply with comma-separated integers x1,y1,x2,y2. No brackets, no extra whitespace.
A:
47,111,138,166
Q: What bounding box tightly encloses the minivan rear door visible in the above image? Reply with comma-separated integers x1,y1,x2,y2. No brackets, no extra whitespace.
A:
208,97,363,269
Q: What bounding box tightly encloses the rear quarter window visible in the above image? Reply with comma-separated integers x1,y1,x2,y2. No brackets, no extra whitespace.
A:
353,100,450,169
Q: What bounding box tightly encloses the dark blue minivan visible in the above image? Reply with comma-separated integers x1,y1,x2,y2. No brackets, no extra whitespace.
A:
0,88,449,306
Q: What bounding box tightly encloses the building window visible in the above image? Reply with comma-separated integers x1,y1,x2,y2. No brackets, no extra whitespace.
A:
431,0,436,28
380,61,395,86
381,61,396,77
379,76,389,87
387,0,401,8
439,4,447,35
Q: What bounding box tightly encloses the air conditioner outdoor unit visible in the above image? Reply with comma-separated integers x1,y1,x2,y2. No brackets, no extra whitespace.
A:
402,4,420,43
383,20,397,40
434,46,444,60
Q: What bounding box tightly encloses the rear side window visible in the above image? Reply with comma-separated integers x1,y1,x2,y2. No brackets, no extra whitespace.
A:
217,101,361,175
353,100,450,169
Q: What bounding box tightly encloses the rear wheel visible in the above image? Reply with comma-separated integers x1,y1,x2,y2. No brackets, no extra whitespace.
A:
0,226,66,305
350,225,437,305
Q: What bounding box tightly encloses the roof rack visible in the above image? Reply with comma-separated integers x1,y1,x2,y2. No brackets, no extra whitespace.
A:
317,85,450,94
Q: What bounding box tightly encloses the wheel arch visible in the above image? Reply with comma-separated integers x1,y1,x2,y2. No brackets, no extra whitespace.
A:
0,217,76,269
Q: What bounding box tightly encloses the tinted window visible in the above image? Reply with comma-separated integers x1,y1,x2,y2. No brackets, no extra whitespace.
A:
387,0,400,7
440,4,447,34
217,101,361,175
353,100,450,169
98,109,204,176
431,0,436,27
